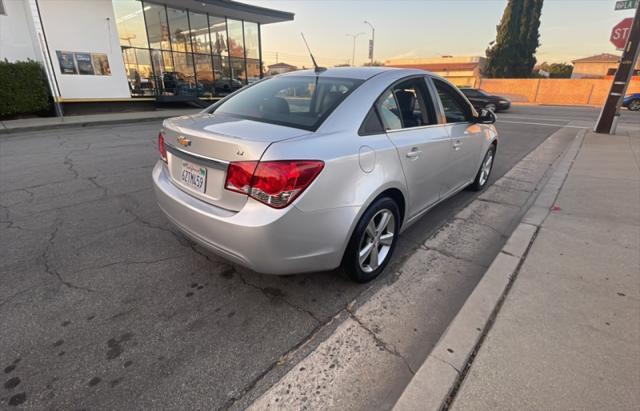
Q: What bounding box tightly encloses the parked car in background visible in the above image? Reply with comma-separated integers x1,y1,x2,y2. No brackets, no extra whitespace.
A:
459,88,511,112
622,93,640,111
153,68,498,283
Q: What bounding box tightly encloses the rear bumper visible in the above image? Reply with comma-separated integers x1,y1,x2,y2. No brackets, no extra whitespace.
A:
152,161,359,274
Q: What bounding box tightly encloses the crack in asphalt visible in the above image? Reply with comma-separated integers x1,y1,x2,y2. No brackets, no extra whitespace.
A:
346,306,416,376
41,219,97,294
235,270,323,324
420,245,489,269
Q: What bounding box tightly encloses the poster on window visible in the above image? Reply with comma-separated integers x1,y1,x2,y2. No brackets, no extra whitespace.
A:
56,51,77,74
74,52,94,75
91,53,111,75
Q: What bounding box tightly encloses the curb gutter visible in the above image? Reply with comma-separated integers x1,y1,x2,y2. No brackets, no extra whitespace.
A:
392,128,586,411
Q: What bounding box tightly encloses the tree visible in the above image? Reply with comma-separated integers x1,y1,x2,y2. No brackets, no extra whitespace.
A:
485,0,544,78
548,63,573,78
535,62,573,78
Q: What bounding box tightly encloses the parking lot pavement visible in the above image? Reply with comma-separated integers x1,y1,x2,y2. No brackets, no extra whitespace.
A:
0,107,636,408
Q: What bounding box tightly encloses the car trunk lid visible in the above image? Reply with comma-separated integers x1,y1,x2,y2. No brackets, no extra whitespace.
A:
162,112,310,211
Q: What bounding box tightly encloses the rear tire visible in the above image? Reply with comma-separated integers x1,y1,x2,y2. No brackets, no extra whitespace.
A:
469,145,496,191
340,197,400,283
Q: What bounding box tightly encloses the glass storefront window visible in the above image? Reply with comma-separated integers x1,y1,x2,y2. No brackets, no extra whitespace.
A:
227,19,244,58
151,49,174,95
114,0,262,98
171,51,196,95
243,21,259,60
194,54,214,97
246,58,260,84
167,7,191,53
122,47,155,96
113,0,148,48
209,16,228,56
189,11,210,54
213,55,233,94
144,3,170,50
230,57,246,85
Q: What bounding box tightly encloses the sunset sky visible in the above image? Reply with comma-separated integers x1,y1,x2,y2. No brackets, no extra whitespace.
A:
243,0,636,68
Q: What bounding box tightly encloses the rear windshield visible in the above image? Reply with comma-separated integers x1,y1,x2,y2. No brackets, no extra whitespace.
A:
210,76,364,131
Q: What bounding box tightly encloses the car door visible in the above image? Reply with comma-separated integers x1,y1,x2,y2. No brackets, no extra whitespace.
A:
378,77,450,219
430,78,485,195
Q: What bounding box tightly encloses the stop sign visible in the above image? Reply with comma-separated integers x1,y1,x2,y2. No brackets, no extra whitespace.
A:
610,18,633,50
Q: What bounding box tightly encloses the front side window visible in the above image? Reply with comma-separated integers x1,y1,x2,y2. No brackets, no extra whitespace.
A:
212,76,364,131
461,89,480,98
377,78,436,131
434,79,471,123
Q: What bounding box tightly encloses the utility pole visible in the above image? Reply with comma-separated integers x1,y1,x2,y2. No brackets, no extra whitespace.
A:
595,2,640,134
364,21,375,66
346,32,364,66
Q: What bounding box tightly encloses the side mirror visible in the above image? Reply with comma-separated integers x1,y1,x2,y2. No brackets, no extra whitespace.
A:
476,109,496,124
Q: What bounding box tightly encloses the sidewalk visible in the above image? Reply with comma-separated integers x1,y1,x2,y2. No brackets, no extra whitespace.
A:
450,129,640,409
0,108,200,134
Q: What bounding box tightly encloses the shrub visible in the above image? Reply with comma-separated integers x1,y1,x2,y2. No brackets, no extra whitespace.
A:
0,59,51,117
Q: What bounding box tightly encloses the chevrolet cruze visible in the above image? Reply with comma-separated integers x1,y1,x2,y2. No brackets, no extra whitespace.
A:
153,67,498,282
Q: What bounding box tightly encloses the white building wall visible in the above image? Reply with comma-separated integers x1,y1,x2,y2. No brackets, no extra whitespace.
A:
37,0,131,99
0,0,39,62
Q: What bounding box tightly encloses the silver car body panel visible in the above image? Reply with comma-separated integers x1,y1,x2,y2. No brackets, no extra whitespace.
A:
153,67,497,274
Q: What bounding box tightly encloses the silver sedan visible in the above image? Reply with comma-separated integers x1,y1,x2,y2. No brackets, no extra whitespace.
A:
153,67,498,282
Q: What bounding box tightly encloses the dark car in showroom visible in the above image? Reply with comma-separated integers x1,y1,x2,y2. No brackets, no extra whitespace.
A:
459,88,511,112
622,93,640,111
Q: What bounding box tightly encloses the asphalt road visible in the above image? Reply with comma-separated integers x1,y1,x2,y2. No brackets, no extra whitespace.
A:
0,106,638,409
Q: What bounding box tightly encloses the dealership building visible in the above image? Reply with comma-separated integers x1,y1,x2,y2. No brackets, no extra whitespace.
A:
0,0,293,109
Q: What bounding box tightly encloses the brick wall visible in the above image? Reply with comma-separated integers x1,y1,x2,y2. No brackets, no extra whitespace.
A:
477,78,640,106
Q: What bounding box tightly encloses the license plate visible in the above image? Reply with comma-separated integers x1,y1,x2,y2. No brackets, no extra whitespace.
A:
180,161,207,193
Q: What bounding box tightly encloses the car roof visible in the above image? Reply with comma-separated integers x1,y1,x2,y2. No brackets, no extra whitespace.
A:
279,66,427,81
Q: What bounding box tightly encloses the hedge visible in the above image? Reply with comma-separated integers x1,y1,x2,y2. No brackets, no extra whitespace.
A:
0,60,51,117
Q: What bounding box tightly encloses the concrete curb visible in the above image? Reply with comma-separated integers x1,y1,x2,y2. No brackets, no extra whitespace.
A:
393,128,586,411
0,109,199,135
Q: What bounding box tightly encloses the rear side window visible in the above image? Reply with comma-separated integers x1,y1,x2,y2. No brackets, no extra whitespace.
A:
359,107,385,135
376,77,437,131
211,76,364,131
433,79,472,123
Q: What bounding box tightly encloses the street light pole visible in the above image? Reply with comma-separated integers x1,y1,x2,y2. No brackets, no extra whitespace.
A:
364,21,375,66
346,32,364,66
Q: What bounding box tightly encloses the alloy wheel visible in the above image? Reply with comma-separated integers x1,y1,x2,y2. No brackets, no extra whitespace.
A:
485,103,497,112
479,151,494,187
630,100,640,111
358,209,395,273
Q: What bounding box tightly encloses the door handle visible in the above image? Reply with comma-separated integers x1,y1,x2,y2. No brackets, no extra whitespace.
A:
406,148,422,159
453,141,462,151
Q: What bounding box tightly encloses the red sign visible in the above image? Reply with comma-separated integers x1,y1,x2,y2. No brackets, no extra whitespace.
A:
610,18,633,50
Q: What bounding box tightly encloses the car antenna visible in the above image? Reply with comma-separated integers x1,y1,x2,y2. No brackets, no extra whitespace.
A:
301,33,326,73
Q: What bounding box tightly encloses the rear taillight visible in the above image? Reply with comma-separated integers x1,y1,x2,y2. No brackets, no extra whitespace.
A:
224,160,324,209
225,161,258,194
158,132,167,162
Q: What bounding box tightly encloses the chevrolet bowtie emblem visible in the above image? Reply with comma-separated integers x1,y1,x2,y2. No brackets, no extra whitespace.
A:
177,136,191,147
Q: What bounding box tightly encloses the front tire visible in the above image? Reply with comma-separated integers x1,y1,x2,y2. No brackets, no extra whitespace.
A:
340,197,400,283
469,145,496,191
